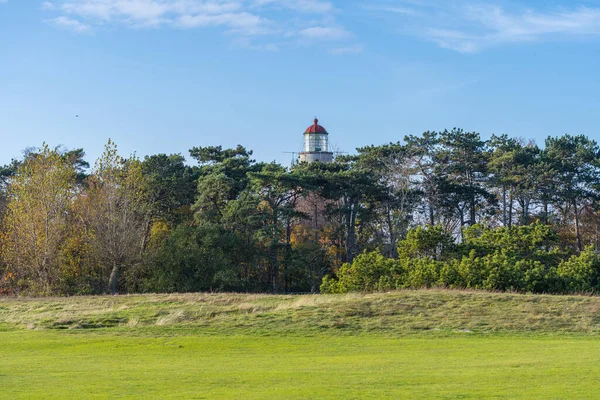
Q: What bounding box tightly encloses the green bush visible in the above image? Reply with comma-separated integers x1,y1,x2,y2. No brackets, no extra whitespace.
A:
322,223,597,295
398,225,455,261
320,250,404,293
438,259,465,288
557,246,600,293
402,258,441,289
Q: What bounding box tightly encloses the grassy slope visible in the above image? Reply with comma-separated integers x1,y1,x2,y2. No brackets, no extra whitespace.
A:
1,289,600,335
2,290,600,399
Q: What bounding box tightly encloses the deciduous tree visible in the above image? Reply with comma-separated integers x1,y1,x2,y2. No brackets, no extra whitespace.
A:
0,144,77,294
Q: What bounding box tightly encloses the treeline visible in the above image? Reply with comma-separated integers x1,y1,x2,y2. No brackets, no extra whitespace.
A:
1,129,600,296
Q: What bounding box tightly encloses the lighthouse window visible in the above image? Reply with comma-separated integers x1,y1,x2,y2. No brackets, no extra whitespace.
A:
305,134,328,152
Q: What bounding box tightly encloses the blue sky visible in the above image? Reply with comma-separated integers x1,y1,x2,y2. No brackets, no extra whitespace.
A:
1,0,600,166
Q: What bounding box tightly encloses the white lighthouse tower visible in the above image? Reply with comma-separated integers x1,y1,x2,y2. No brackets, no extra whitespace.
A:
299,117,333,163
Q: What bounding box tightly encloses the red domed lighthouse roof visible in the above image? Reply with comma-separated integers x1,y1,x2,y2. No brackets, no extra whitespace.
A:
305,118,328,134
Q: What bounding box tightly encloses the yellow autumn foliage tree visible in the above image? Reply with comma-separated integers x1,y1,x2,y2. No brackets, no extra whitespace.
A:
0,145,77,294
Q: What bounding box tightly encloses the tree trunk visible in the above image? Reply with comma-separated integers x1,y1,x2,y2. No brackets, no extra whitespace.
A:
140,217,152,257
314,202,319,242
574,200,582,252
502,184,507,227
272,211,279,293
521,199,530,226
346,201,358,263
508,194,513,228
470,191,476,226
429,202,435,226
271,245,279,293
387,206,398,259
109,261,120,295
310,251,319,294
284,217,292,293
459,209,465,242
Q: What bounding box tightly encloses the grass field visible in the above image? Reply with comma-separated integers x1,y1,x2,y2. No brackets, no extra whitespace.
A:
2,290,600,399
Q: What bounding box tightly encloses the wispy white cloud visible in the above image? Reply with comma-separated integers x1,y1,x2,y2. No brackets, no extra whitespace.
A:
251,0,333,13
42,0,354,50
44,1,251,29
298,26,349,41
362,4,419,16
176,11,270,36
434,5,600,53
365,1,600,53
47,15,92,32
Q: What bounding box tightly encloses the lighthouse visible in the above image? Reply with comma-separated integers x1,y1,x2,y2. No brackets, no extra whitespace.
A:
299,118,333,163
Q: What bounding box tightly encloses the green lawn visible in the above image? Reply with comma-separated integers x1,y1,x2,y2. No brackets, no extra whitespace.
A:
2,290,600,399
1,331,599,399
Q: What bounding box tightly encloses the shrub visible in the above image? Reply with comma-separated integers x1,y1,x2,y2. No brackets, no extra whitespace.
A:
402,258,440,288
438,259,465,288
397,225,455,261
321,223,599,295
557,246,600,293
320,250,404,293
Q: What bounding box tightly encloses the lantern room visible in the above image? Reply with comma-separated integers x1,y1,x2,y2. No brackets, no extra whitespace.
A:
299,118,334,163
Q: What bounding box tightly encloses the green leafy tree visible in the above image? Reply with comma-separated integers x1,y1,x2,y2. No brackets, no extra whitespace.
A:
404,131,445,226
311,159,386,263
545,135,600,251
355,143,420,257
141,154,196,224
145,224,240,293
488,134,522,227
437,128,491,228
249,162,303,292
